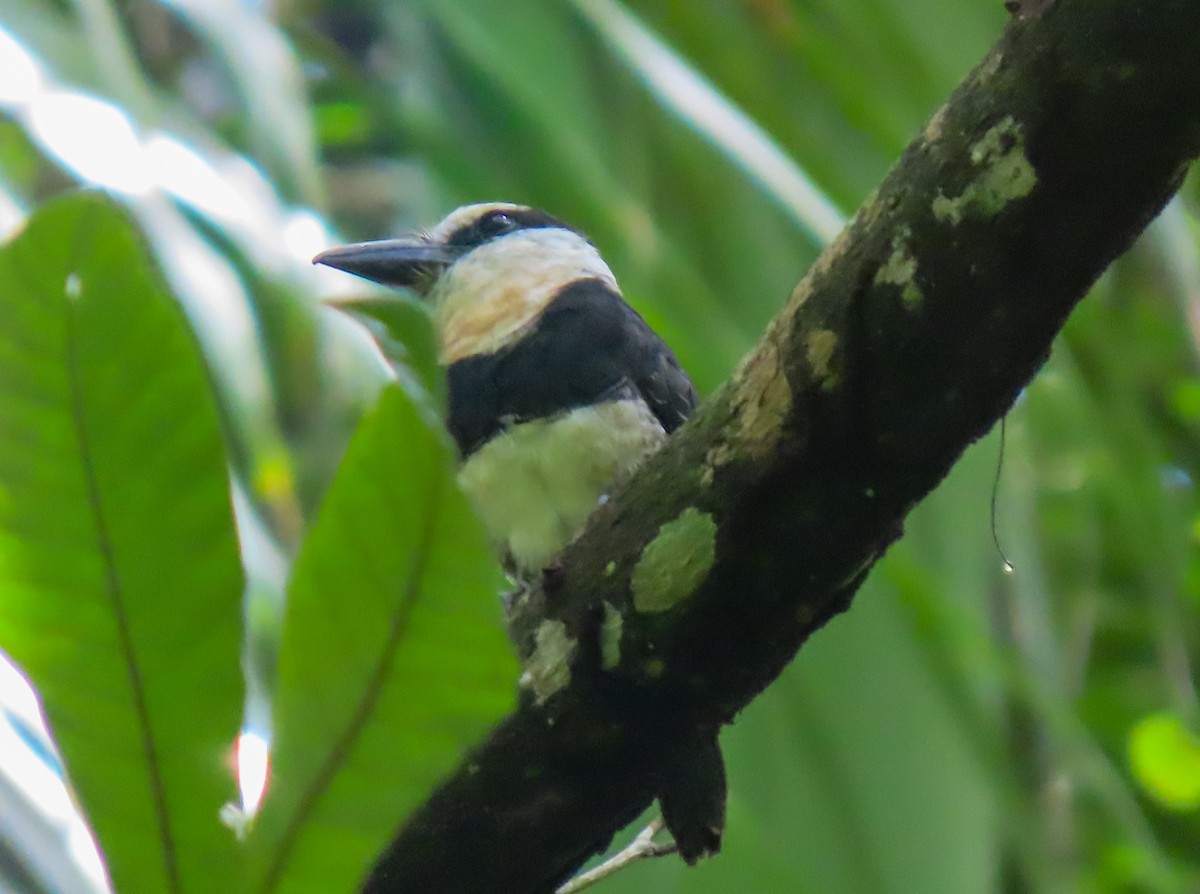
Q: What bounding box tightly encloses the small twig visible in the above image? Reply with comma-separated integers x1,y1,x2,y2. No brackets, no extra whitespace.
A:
555,817,678,894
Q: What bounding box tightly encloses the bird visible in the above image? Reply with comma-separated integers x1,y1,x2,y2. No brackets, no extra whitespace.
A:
314,202,698,581
315,203,723,865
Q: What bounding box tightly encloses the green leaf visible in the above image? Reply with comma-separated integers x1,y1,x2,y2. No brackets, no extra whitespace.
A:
251,384,518,894
0,191,245,892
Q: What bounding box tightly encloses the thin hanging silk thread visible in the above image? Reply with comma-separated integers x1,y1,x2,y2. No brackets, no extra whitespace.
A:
991,415,1014,574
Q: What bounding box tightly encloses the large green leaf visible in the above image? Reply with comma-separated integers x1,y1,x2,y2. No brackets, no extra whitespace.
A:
0,191,245,893
251,384,518,893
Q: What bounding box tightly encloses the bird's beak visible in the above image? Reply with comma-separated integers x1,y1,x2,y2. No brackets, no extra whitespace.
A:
313,238,456,292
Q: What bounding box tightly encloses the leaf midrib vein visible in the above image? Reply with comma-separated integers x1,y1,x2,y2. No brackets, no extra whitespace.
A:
62,264,181,892
260,462,446,893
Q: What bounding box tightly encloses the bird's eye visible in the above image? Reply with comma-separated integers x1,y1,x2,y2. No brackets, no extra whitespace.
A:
481,212,518,238
445,209,529,249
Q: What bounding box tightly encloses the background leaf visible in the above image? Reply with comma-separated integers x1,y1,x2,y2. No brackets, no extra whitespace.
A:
0,191,244,893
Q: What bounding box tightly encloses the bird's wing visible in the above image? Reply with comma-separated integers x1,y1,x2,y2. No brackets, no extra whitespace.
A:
613,298,698,433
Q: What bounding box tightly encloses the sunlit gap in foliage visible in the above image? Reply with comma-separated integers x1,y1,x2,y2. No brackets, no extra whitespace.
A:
213,732,272,838
0,26,39,105
0,23,339,272
0,654,110,894
237,729,271,816
570,0,845,246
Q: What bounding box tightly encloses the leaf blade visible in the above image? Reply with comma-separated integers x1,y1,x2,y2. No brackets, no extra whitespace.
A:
0,191,245,894
253,384,517,894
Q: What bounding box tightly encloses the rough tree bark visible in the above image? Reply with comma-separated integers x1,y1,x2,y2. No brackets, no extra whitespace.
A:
363,1,1200,891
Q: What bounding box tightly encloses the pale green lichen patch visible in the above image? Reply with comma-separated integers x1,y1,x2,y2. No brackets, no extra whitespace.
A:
873,228,924,309
643,657,666,678
930,193,958,223
706,337,793,472
743,342,793,441
970,51,1003,86
521,619,577,704
805,329,839,388
632,507,717,614
932,116,1036,225
922,104,949,143
600,602,623,671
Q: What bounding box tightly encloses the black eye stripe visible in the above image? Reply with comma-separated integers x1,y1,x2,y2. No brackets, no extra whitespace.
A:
445,207,582,250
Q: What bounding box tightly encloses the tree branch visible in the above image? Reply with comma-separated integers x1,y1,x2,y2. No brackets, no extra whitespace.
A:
363,2,1200,891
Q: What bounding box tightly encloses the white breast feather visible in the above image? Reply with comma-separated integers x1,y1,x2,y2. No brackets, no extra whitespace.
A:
457,399,666,575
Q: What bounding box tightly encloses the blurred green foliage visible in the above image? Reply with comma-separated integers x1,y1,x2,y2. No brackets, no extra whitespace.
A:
0,1,1198,892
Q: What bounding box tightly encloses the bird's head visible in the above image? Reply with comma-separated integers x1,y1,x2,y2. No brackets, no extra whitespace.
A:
315,203,618,363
